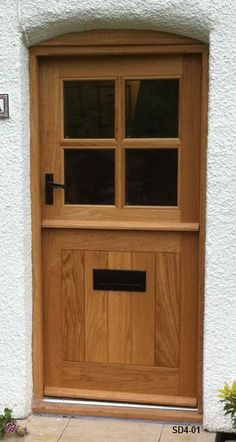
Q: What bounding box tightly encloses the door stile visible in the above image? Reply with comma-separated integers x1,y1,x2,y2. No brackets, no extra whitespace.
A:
179,233,199,397
42,231,62,388
180,54,201,222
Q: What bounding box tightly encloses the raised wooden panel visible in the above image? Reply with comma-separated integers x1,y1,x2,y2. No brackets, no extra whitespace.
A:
61,250,85,362
155,253,180,367
85,251,108,363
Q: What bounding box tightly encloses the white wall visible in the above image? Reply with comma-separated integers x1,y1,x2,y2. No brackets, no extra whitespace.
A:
0,0,32,419
0,0,235,431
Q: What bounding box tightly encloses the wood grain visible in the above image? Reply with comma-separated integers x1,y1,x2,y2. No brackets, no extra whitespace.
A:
131,253,155,366
61,250,85,362
155,253,180,367
57,54,183,79
43,230,181,253
42,220,200,231
85,251,108,363
62,361,179,396
179,234,199,397
42,209,181,224
108,252,132,364
30,53,44,401
180,54,202,221
39,59,61,222
122,138,181,148
42,231,62,387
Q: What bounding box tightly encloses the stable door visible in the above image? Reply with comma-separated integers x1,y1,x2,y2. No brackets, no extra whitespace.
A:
40,53,201,407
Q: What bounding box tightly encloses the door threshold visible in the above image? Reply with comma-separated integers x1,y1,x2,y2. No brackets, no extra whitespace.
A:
43,396,198,412
32,396,202,423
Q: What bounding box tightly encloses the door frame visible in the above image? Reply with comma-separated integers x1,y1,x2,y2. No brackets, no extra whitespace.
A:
30,30,208,422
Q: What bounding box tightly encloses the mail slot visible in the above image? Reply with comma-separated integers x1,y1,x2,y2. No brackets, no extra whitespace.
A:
93,269,146,292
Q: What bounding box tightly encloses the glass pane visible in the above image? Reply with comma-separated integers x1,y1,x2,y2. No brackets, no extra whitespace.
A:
64,149,115,205
125,79,179,138
64,81,115,138
125,149,178,206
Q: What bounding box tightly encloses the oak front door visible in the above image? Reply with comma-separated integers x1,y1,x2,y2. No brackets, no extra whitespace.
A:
40,53,201,407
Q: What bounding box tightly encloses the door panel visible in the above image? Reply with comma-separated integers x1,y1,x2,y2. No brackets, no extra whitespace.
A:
40,52,201,407
43,229,198,404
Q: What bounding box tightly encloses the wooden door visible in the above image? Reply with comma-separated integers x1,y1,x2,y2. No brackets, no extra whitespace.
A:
39,53,201,408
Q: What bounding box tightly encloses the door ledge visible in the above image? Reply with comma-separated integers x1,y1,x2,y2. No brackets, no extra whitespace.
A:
42,219,199,231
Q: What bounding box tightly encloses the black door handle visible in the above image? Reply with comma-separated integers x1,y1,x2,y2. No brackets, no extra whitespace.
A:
45,173,65,205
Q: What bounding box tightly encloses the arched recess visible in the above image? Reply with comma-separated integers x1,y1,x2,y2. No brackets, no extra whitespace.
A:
31,30,208,422
21,0,211,47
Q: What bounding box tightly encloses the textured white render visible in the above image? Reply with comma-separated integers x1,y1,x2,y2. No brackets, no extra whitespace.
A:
0,1,32,419
0,0,235,431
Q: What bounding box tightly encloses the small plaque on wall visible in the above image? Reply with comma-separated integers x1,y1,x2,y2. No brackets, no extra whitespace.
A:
0,94,9,118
